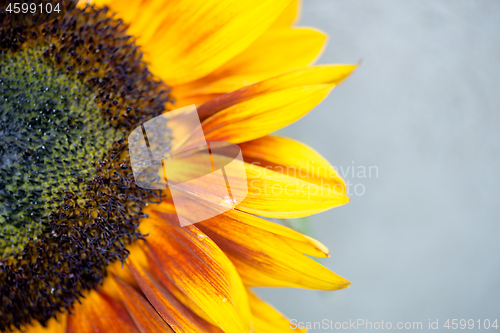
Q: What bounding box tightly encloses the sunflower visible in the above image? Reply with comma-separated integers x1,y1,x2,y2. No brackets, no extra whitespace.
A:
0,0,355,332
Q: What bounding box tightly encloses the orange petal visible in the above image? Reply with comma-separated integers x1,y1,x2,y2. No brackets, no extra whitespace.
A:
240,135,346,193
197,64,356,120
196,209,350,290
138,214,252,333
154,199,329,258
129,262,223,333
148,261,218,326
114,277,174,333
173,93,222,109
67,292,139,333
248,288,306,333
106,243,148,292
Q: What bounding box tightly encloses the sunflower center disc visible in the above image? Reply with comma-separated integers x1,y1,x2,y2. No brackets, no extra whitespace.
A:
0,5,171,330
0,47,122,256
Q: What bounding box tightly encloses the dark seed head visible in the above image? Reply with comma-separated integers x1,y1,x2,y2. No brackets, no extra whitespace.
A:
0,4,168,330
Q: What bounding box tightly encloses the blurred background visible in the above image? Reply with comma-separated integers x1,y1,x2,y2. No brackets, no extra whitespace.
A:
256,0,500,331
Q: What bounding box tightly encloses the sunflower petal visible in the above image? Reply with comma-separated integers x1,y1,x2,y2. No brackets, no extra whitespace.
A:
271,0,302,27
154,199,329,258
105,0,292,85
138,215,252,333
196,209,350,290
240,135,346,193
67,292,139,333
238,162,349,218
107,243,147,290
197,64,356,120
129,262,223,333
148,261,218,326
93,0,301,88
248,288,306,333
201,85,333,144
150,149,347,219
178,27,327,97
114,277,174,333
16,313,67,333
220,208,331,258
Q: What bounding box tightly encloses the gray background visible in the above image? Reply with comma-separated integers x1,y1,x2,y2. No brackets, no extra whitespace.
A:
256,0,500,331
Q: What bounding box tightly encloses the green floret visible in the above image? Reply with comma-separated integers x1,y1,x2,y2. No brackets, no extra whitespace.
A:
0,46,122,255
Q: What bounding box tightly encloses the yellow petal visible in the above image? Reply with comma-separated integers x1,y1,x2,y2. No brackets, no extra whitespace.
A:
212,27,326,82
240,135,346,193
100,0,291,85
220,208,331,258
139,214,252,333
248,288,306,333
197,64,356,120
196,209,350,290
238,162,349,218
159,198,329,258
201,85,333,144
178,27,327,96
150,150,347,219
271,0,302,27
